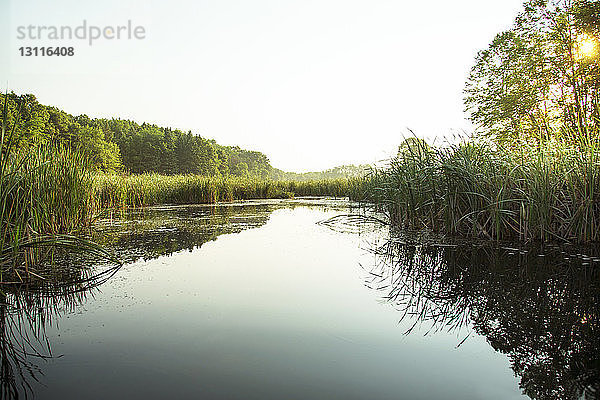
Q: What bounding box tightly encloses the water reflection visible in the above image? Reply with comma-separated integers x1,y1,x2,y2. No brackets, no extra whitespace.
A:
8,199,592,399
93,199,350,263
0,255,122,399
2,199,349,398
366,237,600,399
0,202,279,399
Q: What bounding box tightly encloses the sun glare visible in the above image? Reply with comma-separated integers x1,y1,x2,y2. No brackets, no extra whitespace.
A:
576,35,598,59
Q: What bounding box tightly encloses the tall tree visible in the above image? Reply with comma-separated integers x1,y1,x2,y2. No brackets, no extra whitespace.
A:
465,0,600,142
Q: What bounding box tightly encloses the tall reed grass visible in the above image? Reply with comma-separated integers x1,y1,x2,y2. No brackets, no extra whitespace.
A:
0,144,103,275
94,174,353,208
1,96,114,281
355,136,600,243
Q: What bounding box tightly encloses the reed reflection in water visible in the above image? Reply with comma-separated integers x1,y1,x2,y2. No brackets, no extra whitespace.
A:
0,250,122,399
0,199,343,399
365,237,600,399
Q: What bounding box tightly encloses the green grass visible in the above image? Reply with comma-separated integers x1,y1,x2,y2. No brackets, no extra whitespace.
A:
355,135,600,243
0,143,111,277
1,94,118,281
94,173,353,208
1,146,353,280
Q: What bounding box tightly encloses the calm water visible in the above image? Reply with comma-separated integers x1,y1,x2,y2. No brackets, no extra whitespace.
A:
2,199,598,399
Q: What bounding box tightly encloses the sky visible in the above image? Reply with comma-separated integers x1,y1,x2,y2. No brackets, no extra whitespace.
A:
1,0,525,172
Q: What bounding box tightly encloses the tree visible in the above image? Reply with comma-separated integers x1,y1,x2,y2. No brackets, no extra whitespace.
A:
465,0,600,142
1,92,280,176
233,161,248,177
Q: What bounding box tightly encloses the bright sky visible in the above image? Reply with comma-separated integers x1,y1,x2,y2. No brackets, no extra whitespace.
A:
1,0,524,172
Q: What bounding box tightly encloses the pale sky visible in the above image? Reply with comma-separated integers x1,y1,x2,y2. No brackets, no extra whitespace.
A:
1,0,524,172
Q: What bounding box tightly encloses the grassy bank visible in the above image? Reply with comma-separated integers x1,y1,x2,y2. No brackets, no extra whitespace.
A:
1,96,116,281
2,145,354,279
355,137,600,243
0,143,104,277
94,174,353,208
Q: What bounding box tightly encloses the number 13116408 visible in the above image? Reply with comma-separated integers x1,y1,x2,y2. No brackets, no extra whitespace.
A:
19,47,75,56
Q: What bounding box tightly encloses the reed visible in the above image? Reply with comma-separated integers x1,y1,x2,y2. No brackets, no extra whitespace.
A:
0,143,105,272
355,134,600,243
94,173,352,208
0,95,116,281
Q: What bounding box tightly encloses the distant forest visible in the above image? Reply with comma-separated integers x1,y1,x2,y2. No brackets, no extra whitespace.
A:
279,165,370,181
1,92,368,179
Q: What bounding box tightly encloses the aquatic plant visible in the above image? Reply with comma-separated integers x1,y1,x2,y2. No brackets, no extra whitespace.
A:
0,95,117,281
355,134,600,243
94,173,353,208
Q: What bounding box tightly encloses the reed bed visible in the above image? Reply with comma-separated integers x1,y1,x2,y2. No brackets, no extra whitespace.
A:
2,147,351,280
94,174,352,208
355,136,600,243
0,144,108,276
1,95,118,281
2,147,349,280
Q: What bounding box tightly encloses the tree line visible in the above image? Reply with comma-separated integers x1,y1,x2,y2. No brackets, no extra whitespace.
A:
1,92,275,178
279,164,370,181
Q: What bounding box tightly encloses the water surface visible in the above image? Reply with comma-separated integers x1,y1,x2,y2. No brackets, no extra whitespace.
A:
3,199,598,399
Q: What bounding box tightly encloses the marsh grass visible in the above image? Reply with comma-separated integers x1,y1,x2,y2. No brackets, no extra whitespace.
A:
1,96,118,282
357,134,600,243
0,143,119,279
94,174,353,208
1,94,355,280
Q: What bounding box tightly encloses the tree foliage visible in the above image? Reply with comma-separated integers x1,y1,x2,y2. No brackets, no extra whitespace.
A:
0,92,275,177
465,0,600,142
1,92,372,179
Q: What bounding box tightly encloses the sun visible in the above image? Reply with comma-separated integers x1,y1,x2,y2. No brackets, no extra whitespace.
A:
576,35,598,59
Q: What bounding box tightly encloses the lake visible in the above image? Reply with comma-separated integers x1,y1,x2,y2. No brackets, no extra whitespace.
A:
2,199,598,399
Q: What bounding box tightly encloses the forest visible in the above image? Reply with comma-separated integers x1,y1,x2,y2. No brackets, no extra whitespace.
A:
0,92,341,179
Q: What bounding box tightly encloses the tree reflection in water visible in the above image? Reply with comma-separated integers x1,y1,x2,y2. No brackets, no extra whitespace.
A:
0,200,342,399
366,237,600,399
93,200,348,264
